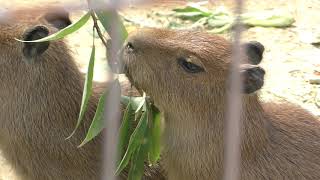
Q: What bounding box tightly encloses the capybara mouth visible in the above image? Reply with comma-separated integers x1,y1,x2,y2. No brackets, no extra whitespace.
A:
107,58,138,91
123,64,132,83
108,58,125,74
123,65,144,95
106,40,125,74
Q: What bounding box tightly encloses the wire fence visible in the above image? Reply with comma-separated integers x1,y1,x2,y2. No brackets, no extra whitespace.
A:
2,1,243,180
1,0,319,180
223,0,243,179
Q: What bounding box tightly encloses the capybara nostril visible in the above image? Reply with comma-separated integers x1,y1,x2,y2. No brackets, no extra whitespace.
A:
244,41,265,65
126,41,135,52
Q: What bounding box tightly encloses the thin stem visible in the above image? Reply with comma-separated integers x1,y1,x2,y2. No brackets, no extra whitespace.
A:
87,0,108,48
90,11,108,48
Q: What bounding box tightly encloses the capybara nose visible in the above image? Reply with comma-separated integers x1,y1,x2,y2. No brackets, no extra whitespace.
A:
107,40,126,74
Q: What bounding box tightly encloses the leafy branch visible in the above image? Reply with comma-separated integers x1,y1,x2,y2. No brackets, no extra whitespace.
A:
17,2,162,180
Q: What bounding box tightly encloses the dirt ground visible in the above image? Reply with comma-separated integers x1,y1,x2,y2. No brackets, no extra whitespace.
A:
0,0,319,179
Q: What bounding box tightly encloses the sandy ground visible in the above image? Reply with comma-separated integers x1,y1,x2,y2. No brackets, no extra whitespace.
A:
0,0,319,179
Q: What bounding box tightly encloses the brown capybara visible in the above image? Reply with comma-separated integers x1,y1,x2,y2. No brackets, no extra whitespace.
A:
120,28,320,180
0,7,165,180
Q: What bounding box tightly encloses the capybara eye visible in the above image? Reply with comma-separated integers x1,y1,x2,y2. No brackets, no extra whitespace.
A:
126,42,134,52
177,57,204,73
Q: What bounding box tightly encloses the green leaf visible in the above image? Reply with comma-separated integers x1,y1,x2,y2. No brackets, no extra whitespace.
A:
190,17,208,28
173,6,202,13
135,97,146,114
78,93,106,147
208,23,232,34
16,12,91,42
172,3,211,21
128,142,148,180
115,111,148,175
241,11,295,27
117,102,134,159
243,15,294,27
91,0,128,44
167,21,185,30
120,95,131,105
207,16,232,28
173,3,210,15
147,105,162,165
174,12,209,22
67,45,95,139
120,96,145,110
174,11,206,17
134,95,146,124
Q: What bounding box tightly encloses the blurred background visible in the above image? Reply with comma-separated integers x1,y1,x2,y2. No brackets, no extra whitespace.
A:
0,0,319,179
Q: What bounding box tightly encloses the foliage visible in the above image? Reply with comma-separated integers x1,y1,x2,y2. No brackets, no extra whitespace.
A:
170,2,295,33
17,4,161,180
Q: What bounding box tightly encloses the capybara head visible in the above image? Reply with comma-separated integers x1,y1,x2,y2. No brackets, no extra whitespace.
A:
0,7,73,88
119,28,265,111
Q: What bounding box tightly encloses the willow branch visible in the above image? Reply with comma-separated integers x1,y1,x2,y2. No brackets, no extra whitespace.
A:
90,11,108,48
87,0,108,48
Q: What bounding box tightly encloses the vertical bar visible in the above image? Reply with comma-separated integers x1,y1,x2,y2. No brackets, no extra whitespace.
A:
93,1,146,179
0,8,11,24
98,1,122,180
223,0,244,180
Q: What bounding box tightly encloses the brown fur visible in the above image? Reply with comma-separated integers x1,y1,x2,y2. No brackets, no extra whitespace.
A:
0,8,165,180
122,28,320,180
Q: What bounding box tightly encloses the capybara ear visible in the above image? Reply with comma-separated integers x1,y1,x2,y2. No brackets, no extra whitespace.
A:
243,41,265,65
43,7,72,30
22,25,50,63
240,64,265,94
